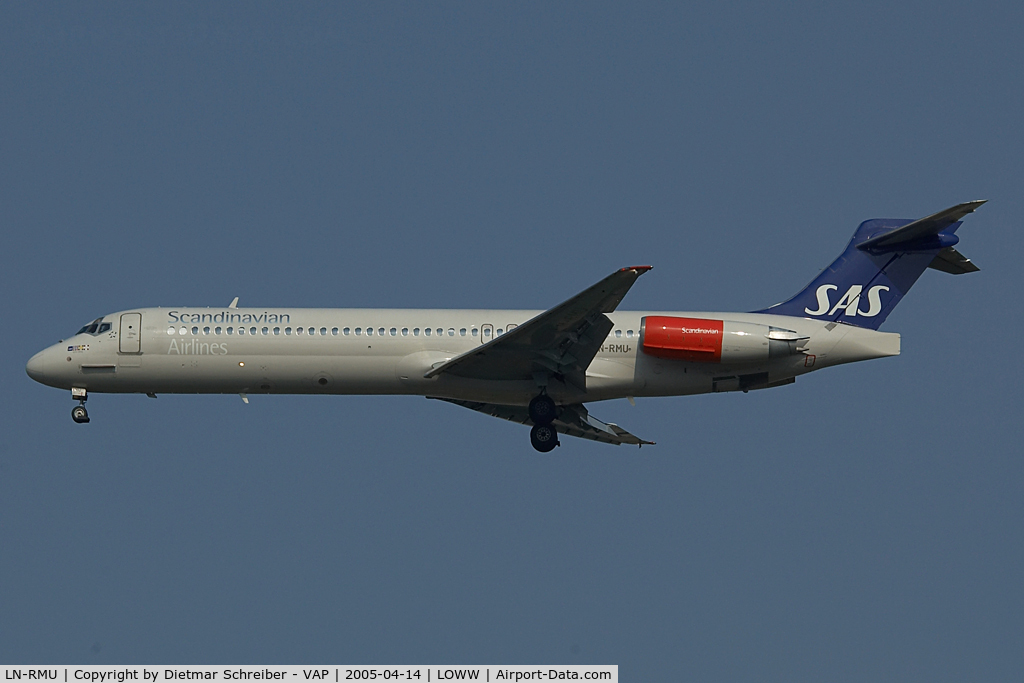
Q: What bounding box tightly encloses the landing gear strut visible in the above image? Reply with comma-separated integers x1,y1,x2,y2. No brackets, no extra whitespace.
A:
528,393,559,452
71,387,90,424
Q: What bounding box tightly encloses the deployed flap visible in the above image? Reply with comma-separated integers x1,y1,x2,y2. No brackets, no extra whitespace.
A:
424,266,652,388
857,200,986,252
433,398,655,447
928,246,980,274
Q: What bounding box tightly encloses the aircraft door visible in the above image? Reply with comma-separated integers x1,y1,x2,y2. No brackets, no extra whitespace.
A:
480,323,493,345
119,313,142,353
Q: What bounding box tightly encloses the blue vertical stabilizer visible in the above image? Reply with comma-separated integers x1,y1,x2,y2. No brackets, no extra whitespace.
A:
754,201,984,330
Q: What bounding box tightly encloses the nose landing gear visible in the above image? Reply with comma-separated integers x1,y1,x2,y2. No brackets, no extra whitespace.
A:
71,387,90,424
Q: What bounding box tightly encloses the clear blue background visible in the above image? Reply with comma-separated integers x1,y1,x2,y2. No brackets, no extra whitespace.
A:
2,3,1021,679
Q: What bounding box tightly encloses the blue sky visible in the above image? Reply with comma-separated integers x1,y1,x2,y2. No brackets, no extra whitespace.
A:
2,3,1022,679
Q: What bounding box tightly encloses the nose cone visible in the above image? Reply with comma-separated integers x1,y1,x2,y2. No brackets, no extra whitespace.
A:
26,350,48,382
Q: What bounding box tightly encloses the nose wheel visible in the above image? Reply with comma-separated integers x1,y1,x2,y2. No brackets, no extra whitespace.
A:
70,387,90,424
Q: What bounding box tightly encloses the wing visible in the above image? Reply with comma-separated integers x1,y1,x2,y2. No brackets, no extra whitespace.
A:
433,398,655,447
424,266,652,390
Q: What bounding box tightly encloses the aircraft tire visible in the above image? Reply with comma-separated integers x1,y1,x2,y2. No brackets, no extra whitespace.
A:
530,424,559,452
528,394,557,425
71,406,90,424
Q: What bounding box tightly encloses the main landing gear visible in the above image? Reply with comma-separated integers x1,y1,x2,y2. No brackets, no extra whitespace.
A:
528,393,559,453
71,387,90,424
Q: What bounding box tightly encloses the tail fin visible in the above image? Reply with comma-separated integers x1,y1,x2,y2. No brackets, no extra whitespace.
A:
755,201,985,330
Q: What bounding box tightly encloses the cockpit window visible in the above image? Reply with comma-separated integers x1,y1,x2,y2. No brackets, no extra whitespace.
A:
75,321,105,335
76,318,111,336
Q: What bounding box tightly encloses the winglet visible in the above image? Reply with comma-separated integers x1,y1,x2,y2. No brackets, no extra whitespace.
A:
621,265,653,273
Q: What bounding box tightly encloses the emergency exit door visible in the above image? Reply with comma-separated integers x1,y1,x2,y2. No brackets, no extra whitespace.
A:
119,313,142,353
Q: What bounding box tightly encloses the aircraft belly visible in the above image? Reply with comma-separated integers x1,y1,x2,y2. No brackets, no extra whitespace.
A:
95,354,409,395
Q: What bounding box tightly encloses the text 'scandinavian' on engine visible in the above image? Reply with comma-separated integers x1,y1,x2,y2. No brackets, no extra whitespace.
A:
27,202,985,451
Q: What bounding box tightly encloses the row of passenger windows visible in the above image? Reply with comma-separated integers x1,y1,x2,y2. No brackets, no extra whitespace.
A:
165,325,639,338
167,325,512,337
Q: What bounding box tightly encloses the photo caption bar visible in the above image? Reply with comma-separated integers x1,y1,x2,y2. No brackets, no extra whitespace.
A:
0,666,617,683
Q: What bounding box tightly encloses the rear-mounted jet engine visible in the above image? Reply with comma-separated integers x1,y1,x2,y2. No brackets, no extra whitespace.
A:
640,316,807,363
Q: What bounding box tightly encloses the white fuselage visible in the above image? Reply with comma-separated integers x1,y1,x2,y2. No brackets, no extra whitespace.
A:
27,307,900,406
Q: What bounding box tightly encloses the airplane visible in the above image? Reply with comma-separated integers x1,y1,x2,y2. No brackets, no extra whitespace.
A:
26,201,983,451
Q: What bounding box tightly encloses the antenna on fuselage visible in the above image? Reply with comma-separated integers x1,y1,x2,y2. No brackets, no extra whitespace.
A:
228,297,239,309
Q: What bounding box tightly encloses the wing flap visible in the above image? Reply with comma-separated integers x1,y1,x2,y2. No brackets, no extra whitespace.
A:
432,398,654,447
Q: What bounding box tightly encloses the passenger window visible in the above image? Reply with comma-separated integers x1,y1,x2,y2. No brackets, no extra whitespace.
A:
484,328,491,337
320,327,327,336
251,327,257,335
239,328,246,335
179,326,187,335
355,328,362,336
615,330,622,338
309,327,315,335
414,328,421,336
424,328,431,336
285,327,292,335
460,328,466,336
203,326,210,335
448,328,454,337
331,327,338,336
260,327,267,335
297,327,304,335
627,330,634,338
167,327,175,336
274,327,280,335
379,328,385,336
215,327,222,335
227,327,234,335
472,328,478,336
436,328,443,336
367,328,373,336
402,328,409,336
343,327,351,335
497,328,504,335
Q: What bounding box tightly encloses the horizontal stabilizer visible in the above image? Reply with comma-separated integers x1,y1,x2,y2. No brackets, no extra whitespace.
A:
928,247,980,275
857,200,986,252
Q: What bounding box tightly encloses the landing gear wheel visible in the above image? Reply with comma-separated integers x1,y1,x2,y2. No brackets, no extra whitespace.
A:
528,394,557,425
71,405,90,424
530,423,559,452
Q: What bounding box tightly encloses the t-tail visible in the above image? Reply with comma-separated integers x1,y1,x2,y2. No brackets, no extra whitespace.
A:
755,201,985,330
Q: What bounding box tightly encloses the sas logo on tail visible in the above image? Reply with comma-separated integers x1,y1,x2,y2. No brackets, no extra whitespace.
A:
805,284,889,318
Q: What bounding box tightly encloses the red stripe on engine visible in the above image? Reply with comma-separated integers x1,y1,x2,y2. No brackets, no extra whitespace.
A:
642,316,723,362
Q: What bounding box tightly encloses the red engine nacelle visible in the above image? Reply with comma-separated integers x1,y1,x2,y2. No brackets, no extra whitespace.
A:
641,316,725,362
641,316,802,364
